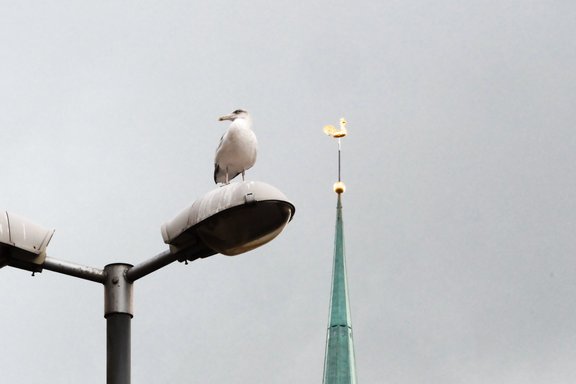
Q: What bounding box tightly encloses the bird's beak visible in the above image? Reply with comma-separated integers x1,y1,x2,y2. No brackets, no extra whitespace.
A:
219,114,235,121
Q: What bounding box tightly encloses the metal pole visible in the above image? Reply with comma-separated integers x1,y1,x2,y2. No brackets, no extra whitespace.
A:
104,263,133,384
125,246,214,283
107,314,131,384
337,138,342,182
125,249,178,283
43,256,105,283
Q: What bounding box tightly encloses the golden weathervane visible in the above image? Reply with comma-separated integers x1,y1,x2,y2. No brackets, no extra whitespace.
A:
323,118,348,194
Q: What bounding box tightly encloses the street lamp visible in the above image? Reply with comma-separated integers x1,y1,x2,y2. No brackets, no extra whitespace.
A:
1,180,295,384
0,211,55,272
162,181,295,257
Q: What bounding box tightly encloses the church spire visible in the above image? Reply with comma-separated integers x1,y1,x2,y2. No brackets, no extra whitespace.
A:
322,118,357,384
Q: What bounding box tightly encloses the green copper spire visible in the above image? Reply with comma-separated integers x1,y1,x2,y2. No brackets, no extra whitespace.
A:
322,193,358,384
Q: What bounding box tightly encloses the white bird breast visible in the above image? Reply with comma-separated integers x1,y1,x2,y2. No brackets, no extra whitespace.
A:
215,118,258,182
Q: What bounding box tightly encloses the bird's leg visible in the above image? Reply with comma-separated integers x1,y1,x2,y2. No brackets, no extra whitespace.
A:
225,167,229,184
242,170,245,181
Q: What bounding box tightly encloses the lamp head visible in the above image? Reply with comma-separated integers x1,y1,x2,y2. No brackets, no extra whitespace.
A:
161,181,295,260
0,212,54,272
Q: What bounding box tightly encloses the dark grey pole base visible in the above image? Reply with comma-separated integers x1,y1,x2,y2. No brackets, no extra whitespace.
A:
104,264,134,384
107,314,131,384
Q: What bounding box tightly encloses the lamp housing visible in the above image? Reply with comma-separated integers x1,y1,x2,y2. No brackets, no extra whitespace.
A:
161,181,295,258
0,212,55,272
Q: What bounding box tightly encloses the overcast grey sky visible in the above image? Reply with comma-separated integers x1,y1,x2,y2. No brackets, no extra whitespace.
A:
2,1,576,383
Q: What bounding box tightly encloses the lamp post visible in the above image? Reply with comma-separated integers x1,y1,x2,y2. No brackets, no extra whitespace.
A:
1,181,295,384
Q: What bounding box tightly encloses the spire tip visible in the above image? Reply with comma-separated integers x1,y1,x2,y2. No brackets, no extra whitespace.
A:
324,117,348,191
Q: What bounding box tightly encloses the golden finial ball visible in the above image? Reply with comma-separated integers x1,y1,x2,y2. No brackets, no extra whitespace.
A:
333,181,346,194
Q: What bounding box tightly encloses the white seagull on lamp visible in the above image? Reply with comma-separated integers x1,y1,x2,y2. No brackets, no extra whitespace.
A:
214,109,258,184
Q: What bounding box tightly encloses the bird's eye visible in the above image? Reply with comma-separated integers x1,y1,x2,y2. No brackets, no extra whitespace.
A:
233,109,244,114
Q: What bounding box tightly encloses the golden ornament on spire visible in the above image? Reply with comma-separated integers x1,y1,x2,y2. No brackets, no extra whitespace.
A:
323,117,348,194
323,117,348,138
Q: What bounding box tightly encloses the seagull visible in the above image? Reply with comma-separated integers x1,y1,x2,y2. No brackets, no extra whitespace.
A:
214,109,258,184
